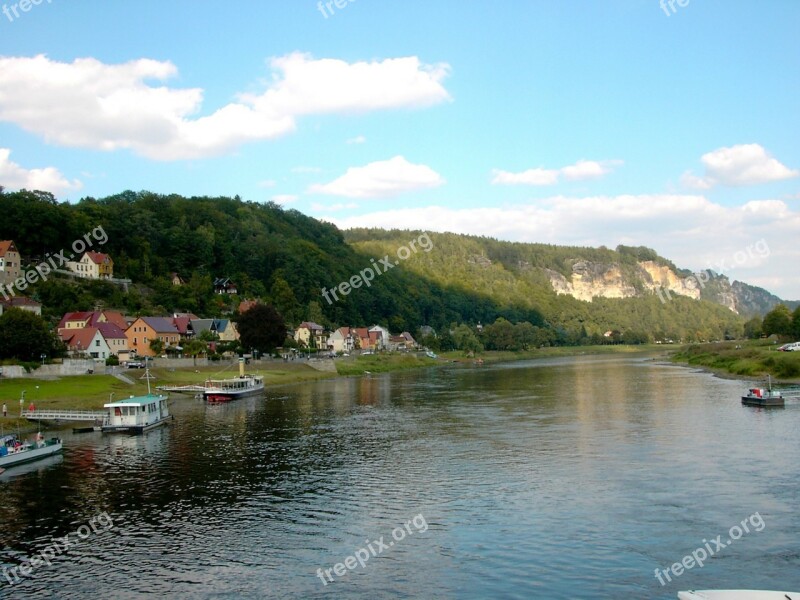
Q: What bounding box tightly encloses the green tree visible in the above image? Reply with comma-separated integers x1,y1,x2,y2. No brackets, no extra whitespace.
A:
762,304,793,337
793,306,800,338
743,316,762,339
0,308,63,361
452,324,483,354
237,304,286,353
149,338,165,356
183,339,207,365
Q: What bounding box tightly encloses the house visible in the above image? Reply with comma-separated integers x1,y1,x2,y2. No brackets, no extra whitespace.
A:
368,325,390,350
353,327,372,351
388,332,416,351
170,272,185,286
328,327,355,353
61,327,106,358
66,251,114,279
96,323,129,357
125,317,181,356
213,277,237,295
294,321,326,348
238,299,259,314
0,240,21,286
57,310,128,333
0,296,42,316
418,325,436,339
216,319,239,342
190,318,220,339
172,316,194,338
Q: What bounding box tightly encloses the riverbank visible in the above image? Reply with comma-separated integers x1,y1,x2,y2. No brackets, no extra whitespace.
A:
0,345,670,432
670,340,800,383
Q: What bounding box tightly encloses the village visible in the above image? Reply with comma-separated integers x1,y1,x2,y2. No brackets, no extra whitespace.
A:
0,238,420,370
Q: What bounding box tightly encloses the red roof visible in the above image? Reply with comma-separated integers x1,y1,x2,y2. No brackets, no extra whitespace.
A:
57,311,95,329
0,296,41,308
0,240,18,256
101,310,128,329
85,251,112,265
62,327,99,350
172,316,191,335
96,322,127,340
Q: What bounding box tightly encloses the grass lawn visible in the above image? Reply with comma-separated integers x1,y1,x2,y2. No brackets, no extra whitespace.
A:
335,353,438,376
440,344,669,364
671,339,800,381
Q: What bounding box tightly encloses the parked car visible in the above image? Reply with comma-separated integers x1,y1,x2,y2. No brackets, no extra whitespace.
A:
778,342,800,352
126,361,145,369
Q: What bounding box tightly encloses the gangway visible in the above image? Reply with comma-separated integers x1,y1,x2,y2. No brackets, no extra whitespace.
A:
156,384,206,394
23,409,106,422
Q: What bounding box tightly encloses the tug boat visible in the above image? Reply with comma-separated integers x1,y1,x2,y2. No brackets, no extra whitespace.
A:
742,375,784,407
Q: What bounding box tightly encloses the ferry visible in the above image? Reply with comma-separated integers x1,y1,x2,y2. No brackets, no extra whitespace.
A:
742,375,784,407
0,433,63,470
204,358,265,403
102,362,173,433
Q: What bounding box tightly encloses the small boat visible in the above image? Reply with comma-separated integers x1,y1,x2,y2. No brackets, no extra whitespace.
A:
203,358,264,403
0,433,63,469
742,375,784,407
678,591,799,599
102,362,173,433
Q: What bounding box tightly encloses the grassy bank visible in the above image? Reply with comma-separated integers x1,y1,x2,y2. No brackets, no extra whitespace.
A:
335,353,438,376
671,340,800,381
441,343,668,364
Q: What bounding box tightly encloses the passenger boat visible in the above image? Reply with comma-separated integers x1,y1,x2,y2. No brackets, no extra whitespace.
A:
742,375,784,407
0,433,62,469
102,363,173,433
203,359,264,403
679,591,799,599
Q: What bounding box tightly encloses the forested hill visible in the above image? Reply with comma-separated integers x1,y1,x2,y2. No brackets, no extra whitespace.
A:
0,189,757,342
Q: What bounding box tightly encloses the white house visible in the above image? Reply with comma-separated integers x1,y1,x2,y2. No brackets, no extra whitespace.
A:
368,325,390,350
328,327,355,353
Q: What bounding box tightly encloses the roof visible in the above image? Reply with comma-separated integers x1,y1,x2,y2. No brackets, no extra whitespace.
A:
96,322,127,340
100,310,128,329
85,251,112,265
0,296,41,308
62,327,100,350
190,319,218,334
238,299,258,313
172,316,192,335
104,394,167,408
298,321,324,331
140,317,180,334
57,311,96,329
0,240,18,256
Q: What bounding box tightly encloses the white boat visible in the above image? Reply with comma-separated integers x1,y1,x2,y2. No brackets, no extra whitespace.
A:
102,362,173,433
679,591,799,599
0,433,63,469
203,358,264,403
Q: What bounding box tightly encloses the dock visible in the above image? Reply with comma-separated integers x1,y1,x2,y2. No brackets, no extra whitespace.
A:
156,384,206,394
22,410,106,422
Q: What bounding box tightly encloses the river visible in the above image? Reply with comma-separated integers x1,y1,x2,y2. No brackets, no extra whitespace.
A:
1,354,799,599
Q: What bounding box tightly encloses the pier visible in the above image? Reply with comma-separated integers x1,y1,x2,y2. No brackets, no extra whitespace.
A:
22,409,106,422
156,384,206,394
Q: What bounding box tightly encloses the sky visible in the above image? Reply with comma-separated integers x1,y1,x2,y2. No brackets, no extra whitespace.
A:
1,0,799,298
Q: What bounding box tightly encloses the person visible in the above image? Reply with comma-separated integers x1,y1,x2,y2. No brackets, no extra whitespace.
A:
2,403,6,417
28,402,35,412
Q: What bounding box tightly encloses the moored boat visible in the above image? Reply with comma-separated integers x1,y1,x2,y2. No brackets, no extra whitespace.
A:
102,361,173,433
679,591,799,599
0,433,63,469
203,358,264,403
742,375,784,407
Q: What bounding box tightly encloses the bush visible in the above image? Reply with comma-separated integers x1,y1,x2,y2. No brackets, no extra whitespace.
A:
106,355,120,366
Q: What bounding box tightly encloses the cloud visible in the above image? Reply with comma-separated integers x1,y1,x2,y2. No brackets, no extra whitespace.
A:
491,159,621,186
346,135,367,145
271,194,297,205
258,179,276,188
308,156,445,199
325,194,800,299
0,148,82,195
291,166,323,174
310,202,359,211
0,53,451,161
682,143,798,189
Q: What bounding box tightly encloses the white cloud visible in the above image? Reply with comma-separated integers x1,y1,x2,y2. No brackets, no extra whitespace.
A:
326,194,800,299
258,179,276,188
346,135,367,145
271,194,297,205
0,53,451,161
310,202,359,211
308,156,445,199
0,148,82,195
492,159,621,186
682,143,798,189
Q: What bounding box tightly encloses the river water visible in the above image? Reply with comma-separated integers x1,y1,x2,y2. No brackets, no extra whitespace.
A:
1,355,799,599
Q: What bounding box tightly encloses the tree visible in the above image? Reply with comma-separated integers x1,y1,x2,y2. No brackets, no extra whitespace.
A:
149,338,164,356
0,308,63,361
762,304,793,337
452,324,483,355
237,304,286,353
793,306,800,338
743,316,762,339
183,339,207,365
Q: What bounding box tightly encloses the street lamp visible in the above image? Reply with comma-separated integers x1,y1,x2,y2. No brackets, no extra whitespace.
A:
41,353,46,365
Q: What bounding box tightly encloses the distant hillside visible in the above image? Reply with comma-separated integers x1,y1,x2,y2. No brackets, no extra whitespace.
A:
1,189,784,342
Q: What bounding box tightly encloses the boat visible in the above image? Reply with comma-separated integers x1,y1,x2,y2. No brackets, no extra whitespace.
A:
742,375,784,407
102,362,173,433
678,591,799,599
0,433,63,469
203,358,264,403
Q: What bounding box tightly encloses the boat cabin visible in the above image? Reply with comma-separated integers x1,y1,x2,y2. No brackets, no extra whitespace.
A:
103,394,171,433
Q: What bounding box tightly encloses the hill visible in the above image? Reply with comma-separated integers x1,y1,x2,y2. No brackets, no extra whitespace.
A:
0,188,790,343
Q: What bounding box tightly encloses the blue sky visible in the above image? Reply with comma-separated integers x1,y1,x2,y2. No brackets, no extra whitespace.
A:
1,1,799,297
